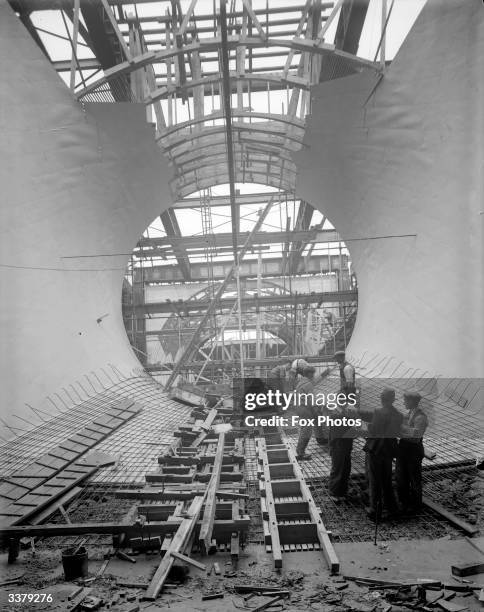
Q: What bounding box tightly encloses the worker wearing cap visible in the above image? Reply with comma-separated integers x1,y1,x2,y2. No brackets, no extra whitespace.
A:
364,388,402,521
334,350,356,396
396,391,428,512
328,351,357,502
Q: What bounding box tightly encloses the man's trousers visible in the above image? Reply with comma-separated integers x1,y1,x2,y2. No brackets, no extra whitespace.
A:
328,437,353,497
366,452,398,514
395,440,424,510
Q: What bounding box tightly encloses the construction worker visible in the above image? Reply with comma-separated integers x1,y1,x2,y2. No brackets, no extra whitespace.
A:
364,388,402,521
328,351,357,501
334,350,356,396
267,360,292,411
269,361,291,392
292,359,319,460
396,391,428,512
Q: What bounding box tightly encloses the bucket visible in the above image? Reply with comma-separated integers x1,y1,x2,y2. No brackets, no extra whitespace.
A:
61,546,88,580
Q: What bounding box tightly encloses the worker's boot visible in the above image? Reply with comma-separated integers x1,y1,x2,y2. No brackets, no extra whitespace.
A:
296,453,312,460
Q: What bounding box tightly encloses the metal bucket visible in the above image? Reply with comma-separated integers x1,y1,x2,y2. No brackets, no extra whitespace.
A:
61,546,88,580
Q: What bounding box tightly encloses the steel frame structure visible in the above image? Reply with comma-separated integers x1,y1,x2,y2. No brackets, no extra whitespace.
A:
11,0,378,226
10,0,380,379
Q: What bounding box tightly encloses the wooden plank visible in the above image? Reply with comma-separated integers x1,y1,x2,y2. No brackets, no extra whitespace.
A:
423,497,479,535
231,531,239,563
76,429,105,442
143,495,205,601
268,463,295,479
193,408,217,433
198,433,225,555
465,536,484,555
284,437,339,574
36,454,70,471
48,447,79,461
257,439,282,568
271,479,301,498
115,486,246,501
278,522,318,545
451,561,484,577
0,517,249,541
0,404,137,527
170,550,206,571
6,466,98,526
0,482,30,501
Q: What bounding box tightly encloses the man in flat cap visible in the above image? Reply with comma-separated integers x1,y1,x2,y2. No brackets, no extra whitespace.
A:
364,388,402,521
328,351,357,501
396,391,428,512
334,351,356,396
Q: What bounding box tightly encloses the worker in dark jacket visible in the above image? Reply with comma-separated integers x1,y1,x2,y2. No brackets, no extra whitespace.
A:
328,351,357,501
396,391,428,512
364,388,403,521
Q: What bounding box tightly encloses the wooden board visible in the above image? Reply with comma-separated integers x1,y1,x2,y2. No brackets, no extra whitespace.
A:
257,439,282,568
198,433,225,555
0,400,140,527
423,497,479,535
0,517,250,541
143,495,205,601
451,561,484,577
284,435,339,574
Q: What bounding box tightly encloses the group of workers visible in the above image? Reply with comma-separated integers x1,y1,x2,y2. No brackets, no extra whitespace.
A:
269,351,428,520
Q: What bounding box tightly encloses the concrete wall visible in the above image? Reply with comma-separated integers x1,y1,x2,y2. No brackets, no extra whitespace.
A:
295,0,483,378
0,2,173,438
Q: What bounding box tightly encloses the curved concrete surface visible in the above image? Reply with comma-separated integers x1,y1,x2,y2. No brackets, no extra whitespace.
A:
295,0,484,379
0,2,173,438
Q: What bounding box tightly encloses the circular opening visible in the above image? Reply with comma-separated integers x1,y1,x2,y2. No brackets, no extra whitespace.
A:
122,183,357,386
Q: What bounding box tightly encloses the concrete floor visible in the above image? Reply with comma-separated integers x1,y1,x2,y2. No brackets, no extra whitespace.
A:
1,537,483,611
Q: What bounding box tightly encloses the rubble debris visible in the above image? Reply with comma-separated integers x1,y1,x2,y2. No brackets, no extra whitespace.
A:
451,560,484,577
201,592,225,600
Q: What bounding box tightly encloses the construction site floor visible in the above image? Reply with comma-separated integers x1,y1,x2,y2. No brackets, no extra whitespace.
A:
1,537,483,611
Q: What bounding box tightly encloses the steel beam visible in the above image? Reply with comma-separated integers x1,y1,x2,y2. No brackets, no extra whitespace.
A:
135,253,349,284
80,2,130,101
137,229,340,250
220,0,238,257
159,209,191,281
171,192,287,209
134,290,357,315
164,197,275,390
333,0,370,56
287,201,315,275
